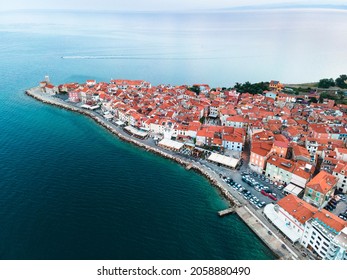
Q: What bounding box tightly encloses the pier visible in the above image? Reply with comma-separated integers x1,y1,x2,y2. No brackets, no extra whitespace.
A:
218,207,235,217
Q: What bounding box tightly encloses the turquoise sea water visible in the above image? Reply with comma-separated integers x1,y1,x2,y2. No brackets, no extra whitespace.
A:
0,9,346,259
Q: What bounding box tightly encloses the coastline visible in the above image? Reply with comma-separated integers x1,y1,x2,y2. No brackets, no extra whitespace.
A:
25,87,240,208
25,86,300,260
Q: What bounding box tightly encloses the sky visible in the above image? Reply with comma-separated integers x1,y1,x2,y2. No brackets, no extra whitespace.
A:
1,0,346,11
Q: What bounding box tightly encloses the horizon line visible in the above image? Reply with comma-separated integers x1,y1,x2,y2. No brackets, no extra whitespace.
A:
1,4,347,13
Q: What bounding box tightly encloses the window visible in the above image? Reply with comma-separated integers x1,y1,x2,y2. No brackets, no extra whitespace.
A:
313,231,317,236
318,236,322,241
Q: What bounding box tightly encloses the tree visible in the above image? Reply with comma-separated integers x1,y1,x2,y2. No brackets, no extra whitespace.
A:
335,74,347,89
318,78,335,88
308,97,318,103
188,85,201,94
233,81,269,94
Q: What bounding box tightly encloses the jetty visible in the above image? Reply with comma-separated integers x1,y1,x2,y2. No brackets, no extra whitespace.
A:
218,207,235,217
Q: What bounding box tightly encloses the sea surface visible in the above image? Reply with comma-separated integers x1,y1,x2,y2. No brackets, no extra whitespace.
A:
0,8,346,259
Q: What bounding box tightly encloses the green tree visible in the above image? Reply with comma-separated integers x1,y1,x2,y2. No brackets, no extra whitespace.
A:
233,81,269,94
335,74,347,89
318,78,335,88
188,85,201,94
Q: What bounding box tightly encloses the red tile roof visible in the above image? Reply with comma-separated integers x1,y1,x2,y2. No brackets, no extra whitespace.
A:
277,194,316,224
306,171,338,194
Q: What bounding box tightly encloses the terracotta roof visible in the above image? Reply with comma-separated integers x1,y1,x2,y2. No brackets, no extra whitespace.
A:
313,210,347,232
226,115,244,123
333,161,347,174
278,195,347,231
306,171,338,194
273,134,289,143
277,194,316,225
293,145,310,158
273,140,289,148
267,156,295,172
251,142,273,157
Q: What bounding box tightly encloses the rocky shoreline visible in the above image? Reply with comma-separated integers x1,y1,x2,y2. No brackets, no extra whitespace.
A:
26,87,304,260
25,87,241,209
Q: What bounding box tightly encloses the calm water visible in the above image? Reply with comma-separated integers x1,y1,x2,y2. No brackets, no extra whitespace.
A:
0,8,345,259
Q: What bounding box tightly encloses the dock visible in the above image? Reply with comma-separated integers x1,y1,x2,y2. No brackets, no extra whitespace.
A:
218,207,235,217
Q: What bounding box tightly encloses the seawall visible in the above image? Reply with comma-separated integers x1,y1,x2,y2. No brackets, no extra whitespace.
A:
26,87,301,260
25,87,240,209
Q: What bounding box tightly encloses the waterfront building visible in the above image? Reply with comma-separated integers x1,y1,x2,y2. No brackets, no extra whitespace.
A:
68,91,80,103
264,194,316,243
222,134,243,151
325,228,347,260
265,195,347,259
303,171,337,208
301,211,347,259
43,83,58,95
265,156,295,185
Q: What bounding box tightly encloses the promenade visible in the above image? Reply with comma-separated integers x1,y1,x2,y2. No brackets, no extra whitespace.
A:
26,87,306,260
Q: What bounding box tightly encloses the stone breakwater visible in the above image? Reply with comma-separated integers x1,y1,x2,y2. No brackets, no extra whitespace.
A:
25,88,241,209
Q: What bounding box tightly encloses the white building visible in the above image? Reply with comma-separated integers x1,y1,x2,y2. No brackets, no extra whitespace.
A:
265,156,295,185
301,211,347,259
225,115,245,128
264,194,347,259
222,134,243,151
333,161,347,193
325,228,347,260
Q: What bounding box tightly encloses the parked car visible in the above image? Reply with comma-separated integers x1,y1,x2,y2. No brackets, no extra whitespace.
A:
261,190,270,197
257,201,266,208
